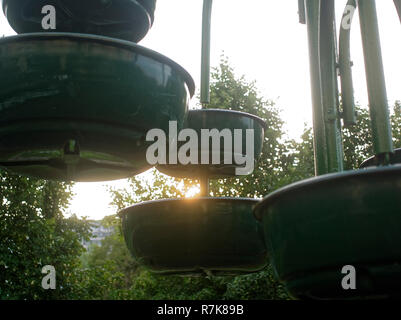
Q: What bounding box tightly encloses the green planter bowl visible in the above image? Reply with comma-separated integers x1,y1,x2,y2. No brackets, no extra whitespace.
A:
360,148,401,168
119,197,268,275
254,166,401,299
157,109,267,179
136,0,156,22
2,0,156,42
0,33,194,181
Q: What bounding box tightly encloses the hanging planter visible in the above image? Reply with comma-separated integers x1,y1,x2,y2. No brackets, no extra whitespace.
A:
120,197,268,275
0,33,194,181
254,166,401,299
2,0,157,42
157,109,267,179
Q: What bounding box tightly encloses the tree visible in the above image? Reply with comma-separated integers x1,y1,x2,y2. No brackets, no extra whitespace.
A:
0,170,91,299
342,106,374,170
340,101,401,170
208,56,294,197
391,101,401,148
81,216,139,289
285,101,401,175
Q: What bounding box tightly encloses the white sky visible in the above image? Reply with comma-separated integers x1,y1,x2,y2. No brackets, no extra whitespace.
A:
1,1,400,220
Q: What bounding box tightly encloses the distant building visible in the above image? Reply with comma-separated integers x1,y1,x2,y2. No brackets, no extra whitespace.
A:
82,221,113,250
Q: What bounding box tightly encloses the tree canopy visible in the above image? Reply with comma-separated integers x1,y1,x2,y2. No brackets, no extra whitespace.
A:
0,171,91,299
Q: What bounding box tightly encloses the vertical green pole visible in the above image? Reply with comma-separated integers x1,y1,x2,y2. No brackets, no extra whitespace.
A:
358,0,393,159
199,176,210,197
395,0,401,23
319,0,344,172
298,0,306,24
201,0,213,106
305,0,329,175
200,1,212,196
339,0,357,126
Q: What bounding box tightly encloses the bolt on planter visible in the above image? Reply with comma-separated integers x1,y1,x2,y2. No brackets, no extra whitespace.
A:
254,166,401,299
120,197,268,275
0,33,194,181
2,0,157,42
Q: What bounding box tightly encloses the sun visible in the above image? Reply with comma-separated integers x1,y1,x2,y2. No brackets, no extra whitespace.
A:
185,186,200,198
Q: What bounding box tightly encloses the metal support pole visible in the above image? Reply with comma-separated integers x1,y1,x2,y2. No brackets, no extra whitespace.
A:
298,0,306,24
319,0,344,172
339,0,357,126
358,0,393,159
201,0,213,106
199,176,210,197
395,0,401,23
305,0,329,175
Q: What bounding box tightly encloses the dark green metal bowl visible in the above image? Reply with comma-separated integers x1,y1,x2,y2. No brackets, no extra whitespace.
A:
360,148,401,168
136,0,156,22
2,0,156,42
0,33,194,181
119,197,268,275
254,166,401,299
157,109,267,178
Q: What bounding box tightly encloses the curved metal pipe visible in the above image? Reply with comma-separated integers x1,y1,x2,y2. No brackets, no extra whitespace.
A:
201,0,213,106
339,0,357,126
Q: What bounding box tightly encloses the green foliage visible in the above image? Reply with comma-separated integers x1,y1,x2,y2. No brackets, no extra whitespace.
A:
108,169,196,212
283,101,401,175
342,107,374,170
0,170,91,300
82,220,139,288
127,271,227,300
341,101,401,170
68,261,129,300
208,56,294,197
391,101,401,148
223,266,290,300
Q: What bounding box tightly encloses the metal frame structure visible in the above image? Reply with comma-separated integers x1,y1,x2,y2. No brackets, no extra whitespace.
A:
203,0,399,176
300,0,395,174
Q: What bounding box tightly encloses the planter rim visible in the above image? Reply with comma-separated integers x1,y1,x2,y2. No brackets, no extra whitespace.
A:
189,108,267,129
0,32,195,97
254,164,401,220
118,196,260,217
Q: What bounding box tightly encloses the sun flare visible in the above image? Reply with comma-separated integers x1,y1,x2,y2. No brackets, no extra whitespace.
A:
185,186,200,198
